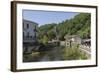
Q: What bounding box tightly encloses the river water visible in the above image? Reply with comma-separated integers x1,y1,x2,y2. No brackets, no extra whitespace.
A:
23,45,64,62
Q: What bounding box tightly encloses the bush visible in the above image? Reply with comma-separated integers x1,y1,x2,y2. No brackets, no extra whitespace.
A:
61,44,88,60
40,35,49,45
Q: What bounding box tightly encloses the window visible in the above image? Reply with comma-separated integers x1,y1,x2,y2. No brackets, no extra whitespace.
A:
27,24,29,29
23,32,24,35
23,22,24,29
33,25,37,32
27,32,29,38
23,32,24,39
30,36,32,39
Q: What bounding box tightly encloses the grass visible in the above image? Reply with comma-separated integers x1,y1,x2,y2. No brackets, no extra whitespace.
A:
60,44,88,60
79,52,88,59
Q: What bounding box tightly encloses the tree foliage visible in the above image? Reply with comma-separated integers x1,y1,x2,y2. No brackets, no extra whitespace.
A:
38,13,91,41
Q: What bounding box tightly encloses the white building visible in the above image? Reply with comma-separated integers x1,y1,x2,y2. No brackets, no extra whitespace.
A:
23,19,38,43
64,35,81,47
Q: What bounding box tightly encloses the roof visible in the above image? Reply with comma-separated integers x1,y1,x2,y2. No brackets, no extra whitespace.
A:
82,39,91,42
23,19,38,25
64,35,80,39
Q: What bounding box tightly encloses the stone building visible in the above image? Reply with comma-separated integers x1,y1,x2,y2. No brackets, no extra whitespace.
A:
64,35,81,47
23,19,38,53
23,19,38,43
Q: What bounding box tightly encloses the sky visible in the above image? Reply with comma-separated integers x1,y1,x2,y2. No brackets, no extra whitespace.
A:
23,10,79,26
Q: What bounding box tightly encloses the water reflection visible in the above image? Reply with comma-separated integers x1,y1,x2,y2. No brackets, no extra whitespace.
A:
23,45,64,62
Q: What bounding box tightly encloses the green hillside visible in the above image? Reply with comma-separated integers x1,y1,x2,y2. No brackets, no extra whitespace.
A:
38,13,91,41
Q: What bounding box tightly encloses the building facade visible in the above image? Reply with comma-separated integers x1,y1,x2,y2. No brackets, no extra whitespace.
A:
64,35,81,47
23,19,38,43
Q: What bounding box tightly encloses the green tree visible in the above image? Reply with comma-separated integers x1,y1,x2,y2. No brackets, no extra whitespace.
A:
42,35,49,45
38,13,91,40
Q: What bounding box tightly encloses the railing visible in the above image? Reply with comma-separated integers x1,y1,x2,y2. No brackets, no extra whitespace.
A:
23,37,37,43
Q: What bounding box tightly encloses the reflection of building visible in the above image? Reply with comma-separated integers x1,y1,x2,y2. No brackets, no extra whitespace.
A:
64,35,81,47
23,19,38,43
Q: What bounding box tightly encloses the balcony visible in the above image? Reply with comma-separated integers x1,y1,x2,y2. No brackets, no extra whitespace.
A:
23,36,37,43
